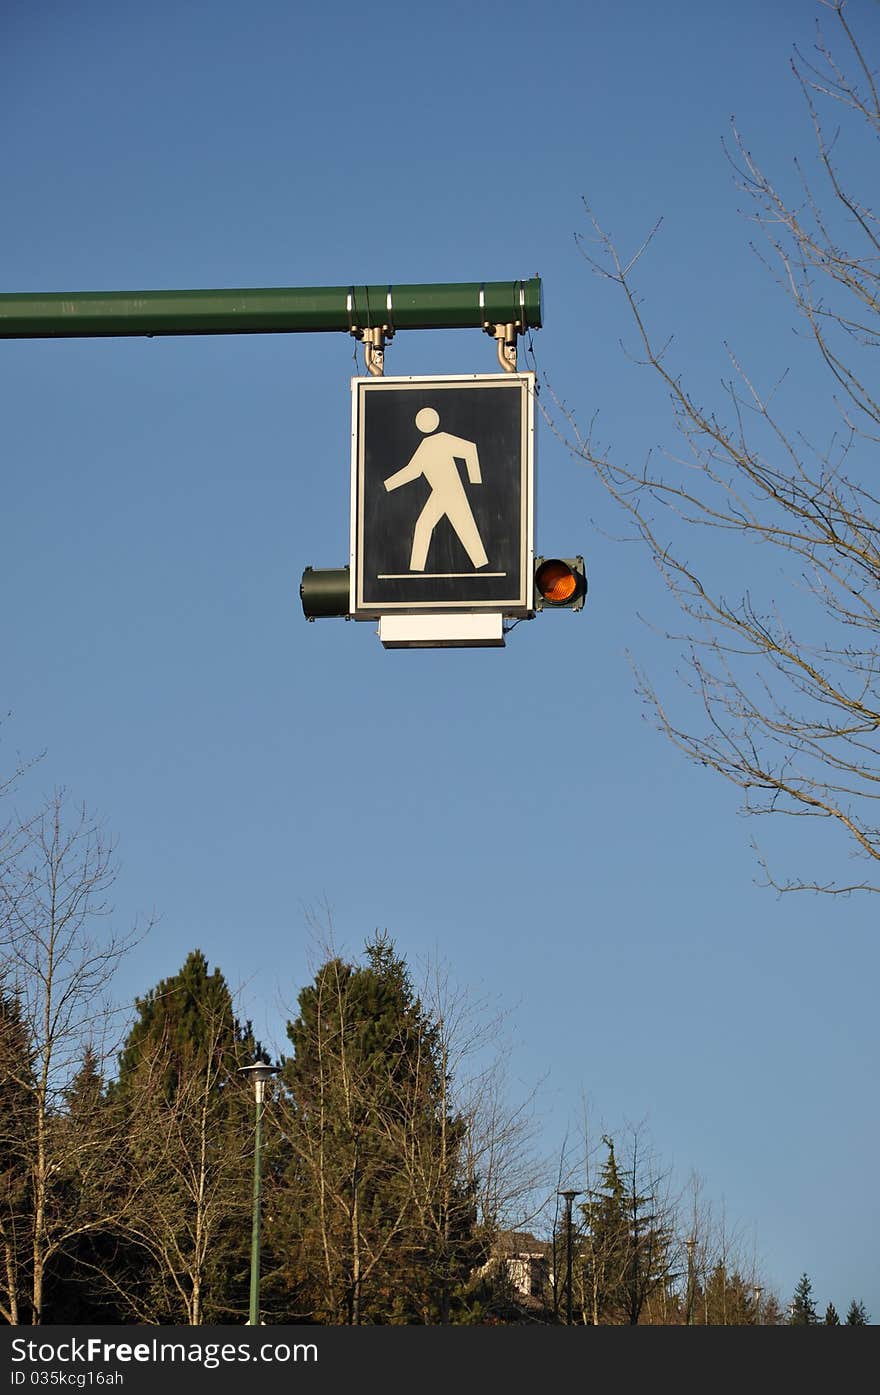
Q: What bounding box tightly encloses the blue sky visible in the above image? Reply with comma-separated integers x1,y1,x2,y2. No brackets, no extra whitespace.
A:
3,0,878,1320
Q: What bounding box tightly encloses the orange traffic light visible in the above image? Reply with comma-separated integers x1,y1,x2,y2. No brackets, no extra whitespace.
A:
534,556,586,611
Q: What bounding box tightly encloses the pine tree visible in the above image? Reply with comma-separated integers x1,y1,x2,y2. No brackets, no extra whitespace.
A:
0,986,34,1325
845,1299,869,1325
112,949,261,1323
760,1293,786,1326
698,1264,763,1326
824,1302,841,1325
274,934,484,1324
117,948,257,1094
790,1272,819,1325
581,1137,630,1324
581,1134,673,1325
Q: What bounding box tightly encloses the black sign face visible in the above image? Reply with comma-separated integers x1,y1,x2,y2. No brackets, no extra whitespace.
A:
351,374,534,616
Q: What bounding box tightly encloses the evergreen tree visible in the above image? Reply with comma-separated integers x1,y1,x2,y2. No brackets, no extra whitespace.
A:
824,1302,841,1325
112,950,261,1323
789,1272,819,1325
0,986,34,1325
274,934,485,1324
581,1138,629,1324
117,948,258,1094
581,1134,673,1325
42,1048,125,1322
845,1299,870,1326
698,1264,762,1326
760,1293,786,1326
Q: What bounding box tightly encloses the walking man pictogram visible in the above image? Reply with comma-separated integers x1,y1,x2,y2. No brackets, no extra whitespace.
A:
383,407,489,572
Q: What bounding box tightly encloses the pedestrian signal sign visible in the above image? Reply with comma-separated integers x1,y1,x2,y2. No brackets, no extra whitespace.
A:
350,373,535,619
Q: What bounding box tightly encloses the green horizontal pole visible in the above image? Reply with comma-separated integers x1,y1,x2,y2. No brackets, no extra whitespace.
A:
0,278,542,340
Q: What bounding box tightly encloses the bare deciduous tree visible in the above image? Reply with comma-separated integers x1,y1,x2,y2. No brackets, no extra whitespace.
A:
388,957,546,1322
0,791,144,1323
110,1012,253,1324
675,1171,774,1325
550,0,880,893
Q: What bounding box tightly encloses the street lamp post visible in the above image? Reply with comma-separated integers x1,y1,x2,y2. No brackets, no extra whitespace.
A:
558,1190,582,1325
239,1062,280,1326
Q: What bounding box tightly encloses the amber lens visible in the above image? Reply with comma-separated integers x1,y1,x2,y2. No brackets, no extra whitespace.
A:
536,560,577,603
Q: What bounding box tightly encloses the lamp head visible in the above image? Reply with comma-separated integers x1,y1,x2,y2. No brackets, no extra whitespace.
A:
239,1062,280,1100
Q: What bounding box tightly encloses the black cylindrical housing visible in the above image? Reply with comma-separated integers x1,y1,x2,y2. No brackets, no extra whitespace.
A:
300,566,350,620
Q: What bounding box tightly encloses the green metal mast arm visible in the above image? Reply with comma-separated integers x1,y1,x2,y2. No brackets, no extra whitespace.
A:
0,278,542,340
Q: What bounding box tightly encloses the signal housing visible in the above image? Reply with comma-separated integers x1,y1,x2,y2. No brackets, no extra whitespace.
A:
300,566,350,620
534,556,587,611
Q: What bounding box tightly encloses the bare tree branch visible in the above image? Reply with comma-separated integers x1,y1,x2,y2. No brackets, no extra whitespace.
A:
547,3,880,893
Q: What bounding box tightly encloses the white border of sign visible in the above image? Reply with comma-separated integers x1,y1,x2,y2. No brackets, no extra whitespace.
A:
349,372,535,619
